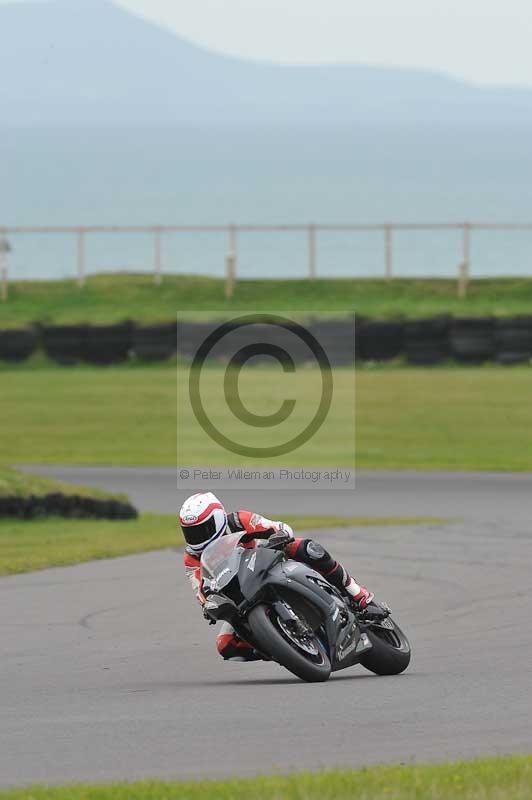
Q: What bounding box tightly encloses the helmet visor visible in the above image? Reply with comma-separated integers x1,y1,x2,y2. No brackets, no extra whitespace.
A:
181,515,219,548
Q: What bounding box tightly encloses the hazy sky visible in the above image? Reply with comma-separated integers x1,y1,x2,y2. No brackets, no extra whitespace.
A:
4,0,532,86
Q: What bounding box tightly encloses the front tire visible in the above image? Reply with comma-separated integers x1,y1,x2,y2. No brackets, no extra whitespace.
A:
359,617,411,676
248,603,331,683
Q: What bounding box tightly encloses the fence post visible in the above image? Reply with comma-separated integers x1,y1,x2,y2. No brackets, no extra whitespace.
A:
384,225,393,280
77,229,86,288
225,225,237,300
154,227,162,285
225,253,236,300
0,236,10,302
458,223,471,298
308,224,316,280
458,261,470,299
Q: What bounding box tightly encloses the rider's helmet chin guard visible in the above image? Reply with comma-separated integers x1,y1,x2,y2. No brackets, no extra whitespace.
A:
179,492,228,553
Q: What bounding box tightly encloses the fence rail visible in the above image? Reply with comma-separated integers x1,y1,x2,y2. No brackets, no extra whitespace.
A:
1,222,532,298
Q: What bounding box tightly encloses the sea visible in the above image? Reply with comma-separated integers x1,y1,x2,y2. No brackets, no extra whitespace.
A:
2,124,532,281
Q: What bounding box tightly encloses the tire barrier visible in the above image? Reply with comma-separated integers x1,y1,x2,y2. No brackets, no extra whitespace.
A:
83,322,134,365
0,328,38,362
309,319,357,365
133,322,177,362
357,321,405,362
43,323,133,365
177,320,222,363
179,319,357,366
0,493,138,520
495,317,532,365
450,317,496,364
2,317,532,366
42,325,87,365
404,317,451,366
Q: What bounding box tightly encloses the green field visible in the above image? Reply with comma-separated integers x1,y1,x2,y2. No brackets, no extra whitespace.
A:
3,274,532,326
1,364,532,471
2,756,531,800
0,513,442,575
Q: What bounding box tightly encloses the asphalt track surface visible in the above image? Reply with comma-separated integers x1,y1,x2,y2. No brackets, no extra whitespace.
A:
18,465,532,523
2,468,532,786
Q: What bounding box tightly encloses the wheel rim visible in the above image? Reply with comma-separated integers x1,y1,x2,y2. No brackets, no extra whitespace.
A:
274,614,326,664
277,617,319,655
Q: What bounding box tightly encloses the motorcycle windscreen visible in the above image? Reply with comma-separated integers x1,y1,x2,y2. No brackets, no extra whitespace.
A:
200,532,245,590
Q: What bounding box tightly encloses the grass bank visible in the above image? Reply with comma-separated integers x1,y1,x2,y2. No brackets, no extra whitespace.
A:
0,466,125,501
0,514,441,576
1,364,532,470
4,274,532,326
2,756,531,800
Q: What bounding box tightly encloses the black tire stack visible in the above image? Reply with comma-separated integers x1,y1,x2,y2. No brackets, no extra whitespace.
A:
83,322,133,365
0,493,138,520
495,317,532,365
133,322,177,362
42,322,134,365
450,317,496,364
309,319,357,366
178,321,222,362
0,329,38,362
42,325,87,364
357,320,404,362
2,316,532,366
404,317,450,365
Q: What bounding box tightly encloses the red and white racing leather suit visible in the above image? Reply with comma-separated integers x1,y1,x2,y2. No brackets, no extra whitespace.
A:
184,510,373,661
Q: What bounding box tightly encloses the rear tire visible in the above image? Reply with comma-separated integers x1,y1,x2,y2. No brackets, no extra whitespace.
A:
359,617,411,676
248,603,331,683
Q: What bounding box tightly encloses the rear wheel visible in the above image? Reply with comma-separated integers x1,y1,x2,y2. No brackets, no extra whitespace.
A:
248,603,331,683
359,617,411,676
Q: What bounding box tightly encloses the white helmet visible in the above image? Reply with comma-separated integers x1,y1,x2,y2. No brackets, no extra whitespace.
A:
179,492,227,553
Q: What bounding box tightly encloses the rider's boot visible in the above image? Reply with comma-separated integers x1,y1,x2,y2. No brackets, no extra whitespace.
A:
344,577,374,609
344,577,390,620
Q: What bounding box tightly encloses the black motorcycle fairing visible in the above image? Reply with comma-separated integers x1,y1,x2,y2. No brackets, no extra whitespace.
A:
237,546,285,600
202,593,238,623
271,561,373,669
238,555,361,667
200,535,379,673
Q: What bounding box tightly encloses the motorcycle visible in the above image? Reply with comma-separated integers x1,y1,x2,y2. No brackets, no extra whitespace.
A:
200,532,411,683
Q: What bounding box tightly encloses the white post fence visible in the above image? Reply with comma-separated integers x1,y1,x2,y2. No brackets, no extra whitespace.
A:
76,229,85,288
0,236,11,302
153,227,162,286
1,222,532,297
308,224,316,280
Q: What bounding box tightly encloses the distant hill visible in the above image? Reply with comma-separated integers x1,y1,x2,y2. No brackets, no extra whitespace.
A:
2,0,532,127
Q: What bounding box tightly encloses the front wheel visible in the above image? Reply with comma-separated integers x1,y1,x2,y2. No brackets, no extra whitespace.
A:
248,603,331,683
359,617,411,676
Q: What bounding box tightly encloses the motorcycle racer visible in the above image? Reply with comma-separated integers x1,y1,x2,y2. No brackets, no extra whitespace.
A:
180,491,384,662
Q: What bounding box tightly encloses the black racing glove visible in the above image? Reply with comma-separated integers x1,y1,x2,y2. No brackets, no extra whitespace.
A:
267,528,294,550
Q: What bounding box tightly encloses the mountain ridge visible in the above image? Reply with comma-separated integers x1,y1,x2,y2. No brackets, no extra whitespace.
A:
2,0,532,127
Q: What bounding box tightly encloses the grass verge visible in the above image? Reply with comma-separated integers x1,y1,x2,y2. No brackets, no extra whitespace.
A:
0,514,444,576
0,513,173,575
0,466,126,501
1,364,532,470
1,756,531,799
5,274,532,326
